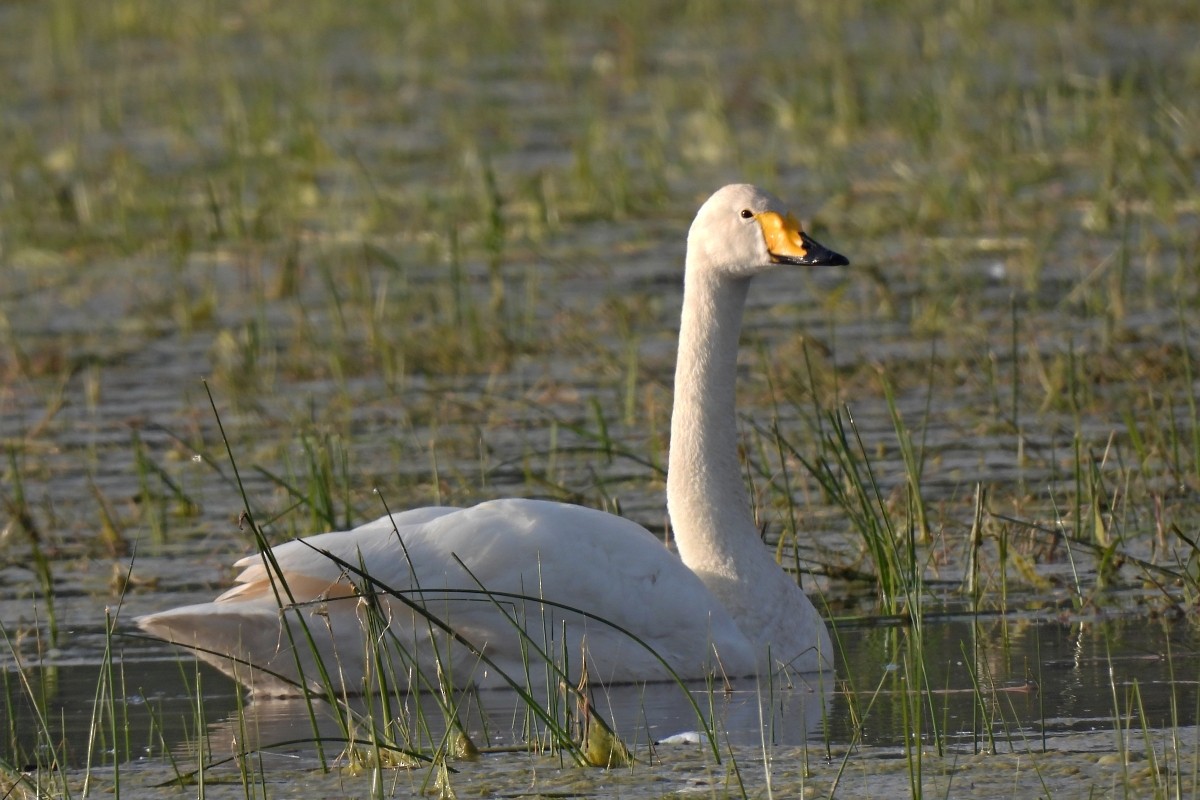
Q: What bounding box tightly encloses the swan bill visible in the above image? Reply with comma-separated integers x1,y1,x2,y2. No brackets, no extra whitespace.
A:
757,211,849,267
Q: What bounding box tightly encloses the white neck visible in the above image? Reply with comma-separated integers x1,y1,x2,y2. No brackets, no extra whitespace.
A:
666,266,828,671
666,270,760,579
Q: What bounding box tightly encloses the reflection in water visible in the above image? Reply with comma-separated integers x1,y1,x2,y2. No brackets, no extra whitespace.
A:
185,675,830,769
2,614,1194,769
826,612,1193,751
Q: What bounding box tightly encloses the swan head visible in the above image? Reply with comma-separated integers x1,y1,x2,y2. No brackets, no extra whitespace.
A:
686,184,848,280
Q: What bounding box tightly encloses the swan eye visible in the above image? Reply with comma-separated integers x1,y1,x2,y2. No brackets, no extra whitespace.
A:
739,209,754,219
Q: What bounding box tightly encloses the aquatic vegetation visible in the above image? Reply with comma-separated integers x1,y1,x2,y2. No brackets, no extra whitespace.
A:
3,0,1200,797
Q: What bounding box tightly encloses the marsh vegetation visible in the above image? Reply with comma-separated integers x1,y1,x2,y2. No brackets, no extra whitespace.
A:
3,1,1200,797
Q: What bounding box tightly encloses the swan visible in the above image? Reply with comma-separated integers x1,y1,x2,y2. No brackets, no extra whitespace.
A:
137,184,846,696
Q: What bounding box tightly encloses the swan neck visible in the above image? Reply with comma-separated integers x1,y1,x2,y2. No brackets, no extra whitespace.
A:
667,271,757,570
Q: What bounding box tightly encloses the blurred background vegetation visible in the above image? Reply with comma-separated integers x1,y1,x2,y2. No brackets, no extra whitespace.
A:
1,0,1199,608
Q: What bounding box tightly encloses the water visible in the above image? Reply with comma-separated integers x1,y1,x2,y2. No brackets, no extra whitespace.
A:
3,612,1192,760
3,2,1200,797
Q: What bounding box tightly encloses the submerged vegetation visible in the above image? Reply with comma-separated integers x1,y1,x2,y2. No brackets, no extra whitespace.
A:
2,0,1200,797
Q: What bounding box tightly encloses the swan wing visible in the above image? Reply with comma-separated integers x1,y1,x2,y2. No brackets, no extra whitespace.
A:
139,499,753,692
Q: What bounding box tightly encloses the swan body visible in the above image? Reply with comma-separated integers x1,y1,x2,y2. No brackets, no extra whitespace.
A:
138,184,846,696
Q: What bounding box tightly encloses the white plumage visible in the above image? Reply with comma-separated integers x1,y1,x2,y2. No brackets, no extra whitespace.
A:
138,184,845,695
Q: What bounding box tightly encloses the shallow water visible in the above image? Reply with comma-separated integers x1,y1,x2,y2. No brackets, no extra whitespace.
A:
3,2,1200,798
5,613,1195,769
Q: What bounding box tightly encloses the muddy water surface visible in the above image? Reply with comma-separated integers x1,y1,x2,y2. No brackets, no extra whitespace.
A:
3,2,1200,798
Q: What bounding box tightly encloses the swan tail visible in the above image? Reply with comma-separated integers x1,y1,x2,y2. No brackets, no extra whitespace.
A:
136,604,307,696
